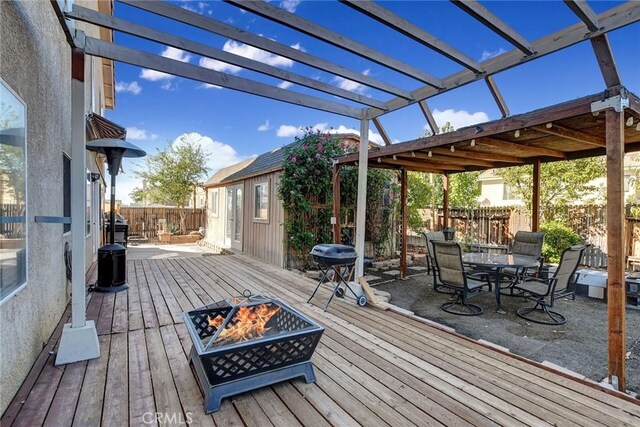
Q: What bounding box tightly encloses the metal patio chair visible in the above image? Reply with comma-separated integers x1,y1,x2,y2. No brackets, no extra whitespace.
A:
423,231,451,293
513,245,587,325
501,231,546,295
432,241,493,316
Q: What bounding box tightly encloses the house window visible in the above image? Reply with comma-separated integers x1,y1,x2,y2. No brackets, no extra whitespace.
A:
209,189,219,217
254,182,269,221
0,78,27,302
63,154,71,234
624,175,631,193
503,183,513,200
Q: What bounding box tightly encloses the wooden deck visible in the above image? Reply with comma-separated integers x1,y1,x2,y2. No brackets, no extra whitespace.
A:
3,253,640,426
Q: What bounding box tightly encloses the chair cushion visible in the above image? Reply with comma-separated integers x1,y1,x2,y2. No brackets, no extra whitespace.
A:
516,279,550,296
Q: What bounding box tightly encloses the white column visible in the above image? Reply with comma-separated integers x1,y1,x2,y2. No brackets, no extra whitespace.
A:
354,119,369,278
56,46,100,365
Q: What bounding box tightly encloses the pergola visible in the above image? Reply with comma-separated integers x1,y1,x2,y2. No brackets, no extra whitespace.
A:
57,0,640,390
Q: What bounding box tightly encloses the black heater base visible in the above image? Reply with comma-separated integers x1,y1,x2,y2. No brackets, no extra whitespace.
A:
93,243,128,293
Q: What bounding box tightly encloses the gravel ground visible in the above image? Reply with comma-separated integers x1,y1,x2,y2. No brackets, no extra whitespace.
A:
372,255,640,394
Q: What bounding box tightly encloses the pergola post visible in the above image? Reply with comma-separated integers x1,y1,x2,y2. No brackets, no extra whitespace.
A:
55,45,100,366
354,119,369,278
400,168,408,278
332,163,341,244
605,107,626,390
532,159,541,231
442,173,450,229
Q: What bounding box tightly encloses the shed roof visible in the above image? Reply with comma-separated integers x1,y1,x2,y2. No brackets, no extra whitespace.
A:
204,134,378,187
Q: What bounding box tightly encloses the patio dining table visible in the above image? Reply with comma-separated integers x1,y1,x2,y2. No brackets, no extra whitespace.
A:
462,252,540,314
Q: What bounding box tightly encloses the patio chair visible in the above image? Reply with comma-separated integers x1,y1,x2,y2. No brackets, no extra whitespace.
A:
423,231,450,293
512,245,587,325
432,241,493,316
501,231,546,295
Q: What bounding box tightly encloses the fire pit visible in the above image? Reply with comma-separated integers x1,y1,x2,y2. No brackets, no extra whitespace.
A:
183,292,324,413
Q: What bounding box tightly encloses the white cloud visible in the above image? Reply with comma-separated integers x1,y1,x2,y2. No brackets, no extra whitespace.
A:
290,42,305,52
480,48,507,61
199,83,223,90
140,47,192,85
127,127,158,141
223,39,293,68
426,109,490,131
257,120,272,132
115,81,142,95
172,132,248,172
199,56,243,75
274,122,384,145
280,0,301,13
278,81,293,89
331,69,370,94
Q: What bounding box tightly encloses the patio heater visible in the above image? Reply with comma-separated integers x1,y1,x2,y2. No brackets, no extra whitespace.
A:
86,138,146,292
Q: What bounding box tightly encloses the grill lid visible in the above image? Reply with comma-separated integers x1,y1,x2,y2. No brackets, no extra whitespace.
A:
310,244,358,266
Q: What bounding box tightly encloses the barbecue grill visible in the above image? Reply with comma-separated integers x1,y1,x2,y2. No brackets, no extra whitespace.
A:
184,293,324,413
308,244,367,309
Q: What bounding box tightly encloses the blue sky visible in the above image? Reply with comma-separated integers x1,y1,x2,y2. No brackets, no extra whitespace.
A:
104,0,640,203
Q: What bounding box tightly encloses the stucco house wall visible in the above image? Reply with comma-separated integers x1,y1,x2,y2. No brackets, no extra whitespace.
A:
0,1,111,415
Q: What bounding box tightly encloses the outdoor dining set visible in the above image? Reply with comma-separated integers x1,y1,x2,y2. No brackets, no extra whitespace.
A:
424,230,587,325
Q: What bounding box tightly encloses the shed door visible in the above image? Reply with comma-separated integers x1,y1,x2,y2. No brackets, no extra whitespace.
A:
225,185,243,250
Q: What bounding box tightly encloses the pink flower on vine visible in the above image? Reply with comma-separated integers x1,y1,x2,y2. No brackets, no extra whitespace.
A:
302,145,308,151
317,143,323,154
291,156,297,163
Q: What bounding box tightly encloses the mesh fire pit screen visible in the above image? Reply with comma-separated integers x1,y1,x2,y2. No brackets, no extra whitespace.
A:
184,293,324,413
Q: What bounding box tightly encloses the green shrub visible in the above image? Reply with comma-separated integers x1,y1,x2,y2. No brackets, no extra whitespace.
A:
540,221,581,263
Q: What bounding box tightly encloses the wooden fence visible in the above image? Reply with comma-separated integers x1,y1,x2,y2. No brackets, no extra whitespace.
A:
119,207,205,239
409,205,640,269
0,203,24,238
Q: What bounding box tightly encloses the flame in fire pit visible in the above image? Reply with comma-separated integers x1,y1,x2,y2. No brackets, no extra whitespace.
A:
207,304,281,344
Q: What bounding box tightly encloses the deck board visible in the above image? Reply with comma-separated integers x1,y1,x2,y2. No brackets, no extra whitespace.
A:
3,252,640,426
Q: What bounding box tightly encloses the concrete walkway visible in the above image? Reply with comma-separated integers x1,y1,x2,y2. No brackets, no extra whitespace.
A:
126,243,212,260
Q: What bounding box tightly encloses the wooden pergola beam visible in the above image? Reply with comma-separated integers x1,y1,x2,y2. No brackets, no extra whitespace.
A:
590,35,622,89
380,157,466,171
398,152,495,168
226,0,444,88
372,117,392,146
419,101,440,135
606,107,626,391
342,0,484,73
532,160,541,232
442,173,450,229
430,147,525,164
451,0,534,55
564,0,599,32
81,36,364,119
68,5,388,110
531,123,605,147
485,75,510,118
120,0,413,99
476,138,566,158
400,168,408,279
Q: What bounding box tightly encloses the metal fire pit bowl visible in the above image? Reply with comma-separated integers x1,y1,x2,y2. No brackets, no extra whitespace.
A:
183,293,324,413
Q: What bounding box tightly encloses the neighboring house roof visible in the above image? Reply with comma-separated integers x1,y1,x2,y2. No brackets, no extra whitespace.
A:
204,134,377,188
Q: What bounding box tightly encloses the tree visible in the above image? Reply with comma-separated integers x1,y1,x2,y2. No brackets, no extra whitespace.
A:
131,135,209,234
449,171,481,209
497,157,606,222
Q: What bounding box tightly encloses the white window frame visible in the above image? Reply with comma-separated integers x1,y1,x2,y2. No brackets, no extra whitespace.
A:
253,181,269,223
0,77,28,305
209,188,219,217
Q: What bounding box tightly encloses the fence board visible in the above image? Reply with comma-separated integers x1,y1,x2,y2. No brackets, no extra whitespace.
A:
120,207,205,239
